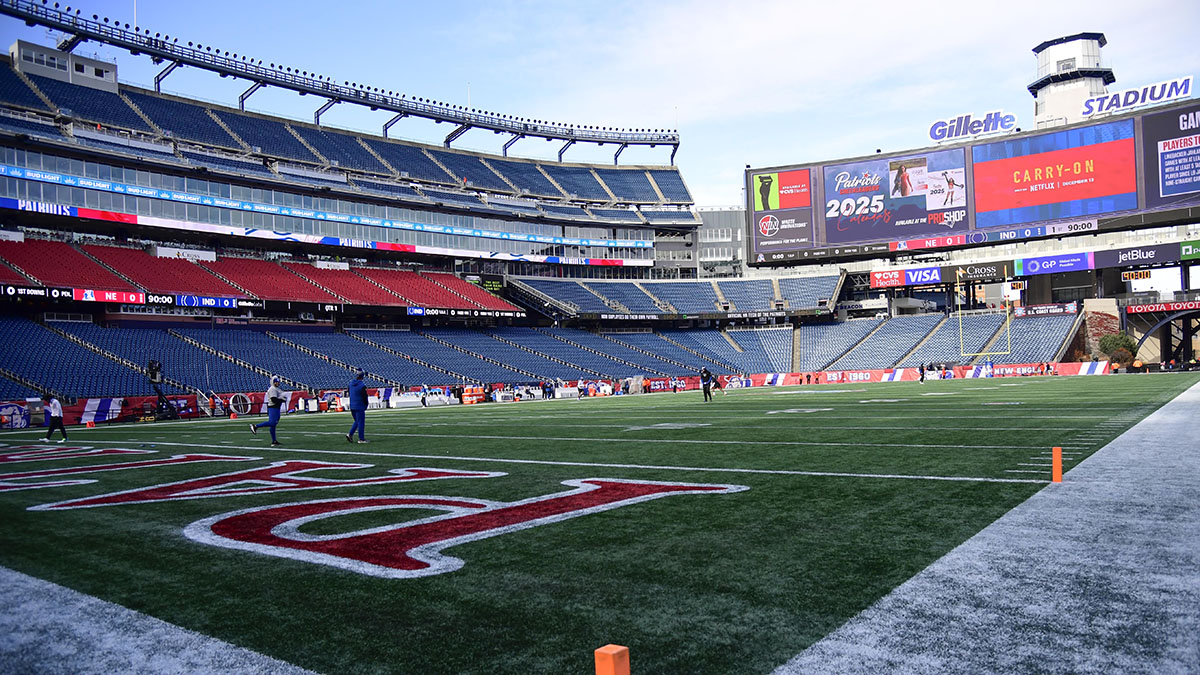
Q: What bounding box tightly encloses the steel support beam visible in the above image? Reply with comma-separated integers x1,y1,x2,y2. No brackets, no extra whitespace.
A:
56,34,84,53
558,139,576,162
313,98,339,125
502,133,524,157
613,142,629,165
383,113,406,139
443,123,471,147
154,60,181,93
238,81,265,111
669,143,679,166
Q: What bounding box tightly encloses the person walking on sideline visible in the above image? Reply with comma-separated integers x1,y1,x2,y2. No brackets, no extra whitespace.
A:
346,370,368,443
250,375,285,447
43,393,67,443
700,368,715,402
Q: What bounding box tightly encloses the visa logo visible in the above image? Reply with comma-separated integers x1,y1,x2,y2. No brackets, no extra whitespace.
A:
905,268,942,285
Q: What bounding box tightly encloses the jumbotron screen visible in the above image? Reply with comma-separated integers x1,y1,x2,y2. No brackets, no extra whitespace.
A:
747,98,1200,265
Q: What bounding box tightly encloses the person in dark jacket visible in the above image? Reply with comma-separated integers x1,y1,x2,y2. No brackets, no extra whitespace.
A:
700,368,715,402
346,370,369,443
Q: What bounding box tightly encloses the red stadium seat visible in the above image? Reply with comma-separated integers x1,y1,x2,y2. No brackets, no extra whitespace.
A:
198,257,340,302
83,245,243,297
0,239,135,291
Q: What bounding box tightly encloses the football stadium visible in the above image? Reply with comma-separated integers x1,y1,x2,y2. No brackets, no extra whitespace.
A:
0,1,1198,672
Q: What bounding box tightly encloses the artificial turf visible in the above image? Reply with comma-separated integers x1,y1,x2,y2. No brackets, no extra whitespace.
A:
1,373,1195,674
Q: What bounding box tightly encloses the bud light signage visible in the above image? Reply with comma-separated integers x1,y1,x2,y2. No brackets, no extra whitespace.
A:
821,148,967,246
1015,252,1094,276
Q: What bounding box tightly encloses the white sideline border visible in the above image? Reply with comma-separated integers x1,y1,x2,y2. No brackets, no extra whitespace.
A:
773,381,1200,674
0,566,316,675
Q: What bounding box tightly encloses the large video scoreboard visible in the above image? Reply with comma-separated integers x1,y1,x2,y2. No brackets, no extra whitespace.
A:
747,98,1200,265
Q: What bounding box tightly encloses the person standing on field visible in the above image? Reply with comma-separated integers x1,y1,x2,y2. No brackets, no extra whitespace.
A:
700,368,715,402
43,393,67,443
250,375,285,447
346,370,368,443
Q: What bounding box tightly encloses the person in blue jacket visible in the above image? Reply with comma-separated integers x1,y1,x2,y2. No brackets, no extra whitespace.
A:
346,370,369,444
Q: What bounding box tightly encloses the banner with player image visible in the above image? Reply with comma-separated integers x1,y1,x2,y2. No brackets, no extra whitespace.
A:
750,169,815,261
821,148,968,246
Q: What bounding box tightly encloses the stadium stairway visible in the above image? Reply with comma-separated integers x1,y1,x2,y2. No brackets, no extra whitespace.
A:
344,332,480,383
711,282,732,311
532,328,670,376
594,332,697,373
414,330,544,380
264,332,402,386
204,109,252,151
279,265,347,303
635,282,675,313
483,330,611,379
579,282,629,313
827,319,890,369
116,92,164,136
44,322,197,397
167,329,307,391
771,278,784,308
894,315,950,366
655,332,738,372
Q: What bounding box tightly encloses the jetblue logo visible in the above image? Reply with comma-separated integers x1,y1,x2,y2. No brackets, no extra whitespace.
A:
1081,76,1191,117
929,111,1016,142
905,268,942,285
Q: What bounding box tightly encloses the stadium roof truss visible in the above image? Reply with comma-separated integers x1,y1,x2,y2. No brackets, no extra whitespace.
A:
0,0,681,164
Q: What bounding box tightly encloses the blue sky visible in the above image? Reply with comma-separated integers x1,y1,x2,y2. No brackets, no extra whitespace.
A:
2,0,1197,207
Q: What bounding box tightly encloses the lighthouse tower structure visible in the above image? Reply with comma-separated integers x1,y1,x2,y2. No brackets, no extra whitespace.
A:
1028,32,1116,129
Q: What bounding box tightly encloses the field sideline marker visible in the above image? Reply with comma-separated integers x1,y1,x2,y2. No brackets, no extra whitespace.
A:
595,644,630,675
1052,447,1063,483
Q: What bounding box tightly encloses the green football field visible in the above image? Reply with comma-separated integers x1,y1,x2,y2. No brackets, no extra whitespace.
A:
1,373,1196,674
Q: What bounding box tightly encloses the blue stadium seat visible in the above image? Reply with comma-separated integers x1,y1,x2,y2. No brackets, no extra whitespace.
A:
426,149,512,192
539,203,591,219
539,165,609,200
27,74,150,132
0,113,63,138
648,169,692,202
520,279,614,313
716,280,776,312
831,314,944,370
211,110,319,163
639,210,699,224
289,125,389,173
424,328,594,381
361,138,453,183
593,168,659,202
794,319,885,372
176,327,367,390
901,313,1005,367
486,158,562,197
542,328,683,374
726,328,793,373
640,281,721,313
122,90,240,149
584,282,661,314
605,332,733,374
0,65,52,111
992,314,1078,364
778,276,840,311
588,208,642,223
352,329,527,384
273,331,451,385
0,318,171,398
182,151,277,178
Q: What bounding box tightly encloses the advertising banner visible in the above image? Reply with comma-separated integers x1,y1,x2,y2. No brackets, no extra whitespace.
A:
821,148,968,245
1012,302,1079,317
940,261,1013,283
1014,252,1093,276
1125,301,1200,314
750,169,814,259
1092,243,1180,269
1181,239,1200,261
972,120,1137,228
1142,100,1200,209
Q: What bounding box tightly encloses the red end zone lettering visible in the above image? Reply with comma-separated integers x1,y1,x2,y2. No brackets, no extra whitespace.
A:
31,462,500,510
184,479,749,578
2,453,256,494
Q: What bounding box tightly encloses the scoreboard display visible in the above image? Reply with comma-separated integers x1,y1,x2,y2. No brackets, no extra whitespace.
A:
748,99,1200,266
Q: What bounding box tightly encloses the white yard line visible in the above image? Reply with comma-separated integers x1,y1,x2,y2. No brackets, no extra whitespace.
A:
127,440,1047,484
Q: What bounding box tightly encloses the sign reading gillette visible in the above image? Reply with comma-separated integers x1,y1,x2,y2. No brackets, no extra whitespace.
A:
929,110,1017,142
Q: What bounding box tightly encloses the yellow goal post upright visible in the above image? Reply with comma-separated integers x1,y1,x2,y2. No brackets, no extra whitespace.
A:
957,265,1012,360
